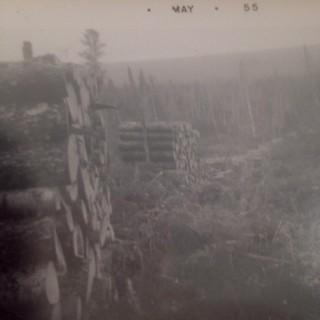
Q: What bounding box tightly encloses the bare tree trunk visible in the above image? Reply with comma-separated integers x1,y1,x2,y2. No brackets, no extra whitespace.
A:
303,45,320,109
239,63,256,139
273,64,285,137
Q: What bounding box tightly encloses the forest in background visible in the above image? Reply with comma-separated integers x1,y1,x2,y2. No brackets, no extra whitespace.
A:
102,45,320,148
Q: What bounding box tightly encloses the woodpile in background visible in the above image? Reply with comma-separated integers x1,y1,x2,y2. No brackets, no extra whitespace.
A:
119,121,201,184
0,59,114,319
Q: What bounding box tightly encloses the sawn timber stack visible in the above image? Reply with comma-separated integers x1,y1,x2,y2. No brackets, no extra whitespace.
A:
0,59,114,320
119,121,201,184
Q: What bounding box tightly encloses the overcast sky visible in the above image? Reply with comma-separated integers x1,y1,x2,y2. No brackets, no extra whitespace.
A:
1,0,320,63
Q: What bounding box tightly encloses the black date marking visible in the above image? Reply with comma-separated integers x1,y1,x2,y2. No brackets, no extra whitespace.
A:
243,3,258,11
172,5,194,13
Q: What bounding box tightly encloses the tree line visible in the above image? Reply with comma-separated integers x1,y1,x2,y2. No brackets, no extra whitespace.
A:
79,29,320,145
102,65,320,144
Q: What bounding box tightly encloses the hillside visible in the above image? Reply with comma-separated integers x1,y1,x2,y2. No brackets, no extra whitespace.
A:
103,45,320,85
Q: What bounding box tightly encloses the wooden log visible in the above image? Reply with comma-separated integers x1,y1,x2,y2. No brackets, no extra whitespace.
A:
63,202,75,233
91,111,105,127
82,110,92,128
94,199,103,220
120,150,146,162
93,243,102,262
94,243,102,279
100,214,115,247
150,151,175,162
119,131,145,141
65,82,80,124
100,141,109,167
86,229,100,245
91,149,106,166
86,73,99,101
114,120,200,185
53,227,67,276
86,202,101,244
70,199,89,229
148,140,174,151
80,199,89,225
73,224,85,259
123,121,190,132
120,150,175,162
91,168,100,196
119,121,143,132
79,167,95,203
98,191,112,218
56,197,74,233
0,103,68,150
0,61,67,104
69,125,98,138
85,238,90,260
62,183,79,203
86,247,96,303
99,194,110,218
119,131,174,141
148,122,175,132
0,261,60,310
91,102,117,110
69,63,84,85
119,121,176,133
68,135,81,184
119,140,174,152
105,185,111,206
77,135,89,165
0,217,58,271
77,106,84,127
119,141,144,151
57,235,84,274
0,187,59,220
96,127,108,141
76,72,90,112
0,135,80,190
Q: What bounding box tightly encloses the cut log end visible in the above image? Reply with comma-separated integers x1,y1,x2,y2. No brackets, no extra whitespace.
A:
46,261,60,305
68,135,80,184
86,248,96,303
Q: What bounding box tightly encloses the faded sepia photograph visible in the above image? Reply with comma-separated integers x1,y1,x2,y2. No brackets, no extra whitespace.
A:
1,0,320,319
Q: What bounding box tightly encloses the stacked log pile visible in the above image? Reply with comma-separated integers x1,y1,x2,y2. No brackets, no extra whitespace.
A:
119,121,201,184
0,60,114,319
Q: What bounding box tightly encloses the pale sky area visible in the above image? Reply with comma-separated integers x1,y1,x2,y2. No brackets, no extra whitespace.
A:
1,0,320,63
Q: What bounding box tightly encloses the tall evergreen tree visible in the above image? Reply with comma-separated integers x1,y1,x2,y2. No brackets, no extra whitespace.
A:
79,29,105,73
